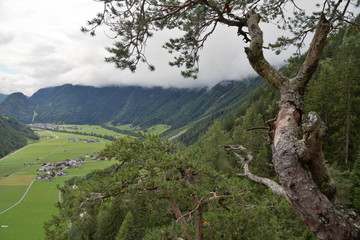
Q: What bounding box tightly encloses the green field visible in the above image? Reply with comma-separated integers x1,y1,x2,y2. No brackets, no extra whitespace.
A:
57,124,125,137
111,123,170,134
0,128,117,240
146,124,170,134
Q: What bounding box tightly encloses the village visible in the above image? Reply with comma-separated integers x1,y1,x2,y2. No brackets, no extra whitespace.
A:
68,137,100,143
36,152,108,181
28,123,99,131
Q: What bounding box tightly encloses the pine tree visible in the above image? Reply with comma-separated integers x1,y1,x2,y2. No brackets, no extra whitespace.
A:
115,211,134,240
351,149,360,213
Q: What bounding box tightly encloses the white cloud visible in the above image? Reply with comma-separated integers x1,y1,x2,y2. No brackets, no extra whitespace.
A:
0,0,338,96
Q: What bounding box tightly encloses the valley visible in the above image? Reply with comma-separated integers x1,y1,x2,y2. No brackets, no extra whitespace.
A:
0,126,123,240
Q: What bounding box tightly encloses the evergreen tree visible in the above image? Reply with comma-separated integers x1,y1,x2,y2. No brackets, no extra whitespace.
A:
351,149,360,213
115,211,134,240
200,121,233,173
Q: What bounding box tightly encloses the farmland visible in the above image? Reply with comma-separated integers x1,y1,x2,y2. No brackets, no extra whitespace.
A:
0,126,118,240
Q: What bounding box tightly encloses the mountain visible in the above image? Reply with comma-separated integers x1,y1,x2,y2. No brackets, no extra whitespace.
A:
0,94,8,103
0,78,263,132
0,92,35,123
0,115,39,158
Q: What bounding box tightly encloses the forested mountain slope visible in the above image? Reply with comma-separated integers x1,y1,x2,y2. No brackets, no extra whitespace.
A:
0,115,39,158
0,93,35,123
0,94,8,103
0,78,262,131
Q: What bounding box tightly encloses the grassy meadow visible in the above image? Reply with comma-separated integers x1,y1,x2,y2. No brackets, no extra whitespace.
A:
58,124,126,137
0,127,117,240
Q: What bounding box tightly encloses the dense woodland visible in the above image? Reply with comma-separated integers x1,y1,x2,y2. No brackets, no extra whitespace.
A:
0,115,39,158
43,21,360,240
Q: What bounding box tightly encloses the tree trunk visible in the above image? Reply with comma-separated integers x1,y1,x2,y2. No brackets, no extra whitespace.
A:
244,10,360,239
344,83,351,165
272,102,358,240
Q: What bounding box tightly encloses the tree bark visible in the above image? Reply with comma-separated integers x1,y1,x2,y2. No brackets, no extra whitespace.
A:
272,103,358,240
168,196,194,240
244,9,360,240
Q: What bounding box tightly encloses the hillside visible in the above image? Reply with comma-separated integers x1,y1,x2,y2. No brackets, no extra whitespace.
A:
0,115,39,158
0,93,35,123
0,94,8,103
0,78,263,133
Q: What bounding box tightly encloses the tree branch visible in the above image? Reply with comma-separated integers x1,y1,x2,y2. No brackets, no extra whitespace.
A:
79,192,110,208
224,144,288,200
168,196,194,240
294,14,331,84
297,112,336,201
244,9,289,89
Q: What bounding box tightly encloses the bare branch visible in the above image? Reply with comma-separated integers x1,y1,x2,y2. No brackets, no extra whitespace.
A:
79,192,110,208
246,126,268,131
177,193,233,222
224,144,288,200
109,161,125,176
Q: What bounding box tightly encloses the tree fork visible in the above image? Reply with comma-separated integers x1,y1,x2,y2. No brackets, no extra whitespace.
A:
244,9,360,239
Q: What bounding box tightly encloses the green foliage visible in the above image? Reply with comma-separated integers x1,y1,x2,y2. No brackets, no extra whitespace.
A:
45,133,311,239
350,149,360,213
176,78,264,145
0,92,35,123
115,211,134,240
305,25,360,167
0,114,39,158
200,121,233,174
94,198,126,240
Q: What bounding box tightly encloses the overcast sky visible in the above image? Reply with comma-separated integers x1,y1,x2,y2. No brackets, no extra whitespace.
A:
0,0,323,96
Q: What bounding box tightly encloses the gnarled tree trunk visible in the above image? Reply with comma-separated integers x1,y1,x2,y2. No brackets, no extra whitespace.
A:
244,9,360,240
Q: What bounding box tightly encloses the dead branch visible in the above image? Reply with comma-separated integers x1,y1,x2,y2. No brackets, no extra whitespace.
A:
79,192,110,208
109,161,125,176
246,126,268,131
168,196,195,240
224,145,288,201
177,193,233,222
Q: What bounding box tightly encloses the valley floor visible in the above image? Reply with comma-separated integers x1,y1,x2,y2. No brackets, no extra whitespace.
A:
0,129,117,240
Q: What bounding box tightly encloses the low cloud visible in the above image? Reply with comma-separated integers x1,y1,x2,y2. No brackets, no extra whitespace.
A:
0,0,320,96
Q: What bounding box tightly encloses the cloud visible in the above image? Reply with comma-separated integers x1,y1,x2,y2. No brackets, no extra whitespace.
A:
0,71,38,95
0,0,335,96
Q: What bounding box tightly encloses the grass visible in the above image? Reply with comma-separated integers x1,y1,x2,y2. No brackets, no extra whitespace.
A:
0,179,65,240
58,124,122,137
0,185,28,211
0,166,25,178
147,124,171,134
0,127,118,240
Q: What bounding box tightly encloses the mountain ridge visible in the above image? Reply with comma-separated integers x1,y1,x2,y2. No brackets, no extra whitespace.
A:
0,78,263,133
